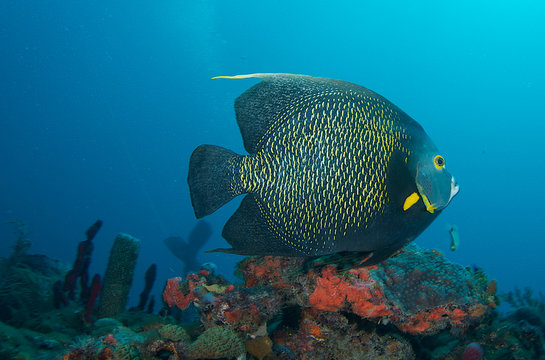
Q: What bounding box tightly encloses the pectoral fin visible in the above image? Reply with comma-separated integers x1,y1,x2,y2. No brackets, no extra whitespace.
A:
403,192,420,211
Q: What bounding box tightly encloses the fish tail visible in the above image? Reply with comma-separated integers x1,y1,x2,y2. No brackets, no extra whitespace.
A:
188,145,244,218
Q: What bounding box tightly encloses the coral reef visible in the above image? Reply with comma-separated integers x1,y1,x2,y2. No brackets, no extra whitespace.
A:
165,244,494,338
245,334,273,360
0,222,68,328
62,324,143,360
1,222,543,359
465,286,545,359
98,233,141,319
158,244,501,359
185,326,246,360
157,323,191,343
0,320,66,359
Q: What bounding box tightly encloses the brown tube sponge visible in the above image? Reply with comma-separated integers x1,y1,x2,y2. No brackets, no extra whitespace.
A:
98,233,140,319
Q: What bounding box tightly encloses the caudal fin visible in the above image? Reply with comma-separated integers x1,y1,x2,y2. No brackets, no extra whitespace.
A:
187,145,243,218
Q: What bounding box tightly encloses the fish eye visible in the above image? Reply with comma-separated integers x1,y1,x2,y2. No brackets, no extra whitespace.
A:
433,155,445,169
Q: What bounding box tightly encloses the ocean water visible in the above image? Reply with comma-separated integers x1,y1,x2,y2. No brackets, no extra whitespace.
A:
1,0,544,307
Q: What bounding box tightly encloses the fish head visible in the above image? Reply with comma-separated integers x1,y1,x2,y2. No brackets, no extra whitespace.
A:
415,152,459,213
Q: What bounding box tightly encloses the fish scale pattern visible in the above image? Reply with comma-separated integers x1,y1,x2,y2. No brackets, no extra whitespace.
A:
238,90,410,256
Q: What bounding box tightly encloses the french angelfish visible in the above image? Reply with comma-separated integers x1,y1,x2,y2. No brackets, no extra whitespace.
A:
187,73,458,265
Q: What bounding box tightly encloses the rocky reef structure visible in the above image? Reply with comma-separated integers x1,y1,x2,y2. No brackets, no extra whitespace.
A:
185,326,246,359
0,221,68,328
473,287,545,359
166,244,495,334
162,244,497,359
98,233,141,319
3,221,544,359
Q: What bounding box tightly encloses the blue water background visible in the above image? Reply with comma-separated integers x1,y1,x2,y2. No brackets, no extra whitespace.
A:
1,0,544,306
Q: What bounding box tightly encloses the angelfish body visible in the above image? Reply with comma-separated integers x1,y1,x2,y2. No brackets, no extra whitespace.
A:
188,74,458,265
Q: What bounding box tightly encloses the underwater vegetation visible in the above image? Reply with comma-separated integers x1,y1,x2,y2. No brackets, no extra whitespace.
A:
1,221,545,359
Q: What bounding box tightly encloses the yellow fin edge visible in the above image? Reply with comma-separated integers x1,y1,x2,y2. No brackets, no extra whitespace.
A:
403,192,420,211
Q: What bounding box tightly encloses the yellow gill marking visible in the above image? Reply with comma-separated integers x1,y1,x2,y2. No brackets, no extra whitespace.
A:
420,193,436,213
403,192,420,211
426,202,438,212
416,183,437,213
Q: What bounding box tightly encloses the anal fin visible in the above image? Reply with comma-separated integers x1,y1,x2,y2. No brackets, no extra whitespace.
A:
209,194,302,256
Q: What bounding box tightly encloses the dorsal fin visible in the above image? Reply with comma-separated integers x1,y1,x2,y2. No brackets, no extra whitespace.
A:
213,73,376,154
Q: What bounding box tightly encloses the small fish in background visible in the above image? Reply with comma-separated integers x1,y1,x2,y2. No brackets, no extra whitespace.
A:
447,224,460,251
163,221,212,274
188,73,459,266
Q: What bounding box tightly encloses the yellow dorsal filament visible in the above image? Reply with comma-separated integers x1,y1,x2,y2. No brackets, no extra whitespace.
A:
212,74,262,80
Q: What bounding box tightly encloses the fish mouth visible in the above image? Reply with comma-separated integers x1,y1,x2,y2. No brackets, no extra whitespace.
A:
435,176,459,212
449,176,459,202
416,175,459,214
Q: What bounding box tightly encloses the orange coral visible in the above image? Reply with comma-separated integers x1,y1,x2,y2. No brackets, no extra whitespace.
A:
199,269,210,277
162,276,202,310
308,265,391,318
345,284,392,317
98,347,113,360
244,256,288,288
308,266,347,312
224,304,261,324
396,306,472,334
397,311,432,334
348,266,376,280
487,280,497,295
224,309,244,323
426,307,447,321
451,308,467,323
103,334,117,346
301,320,325,341
469,304,488,318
